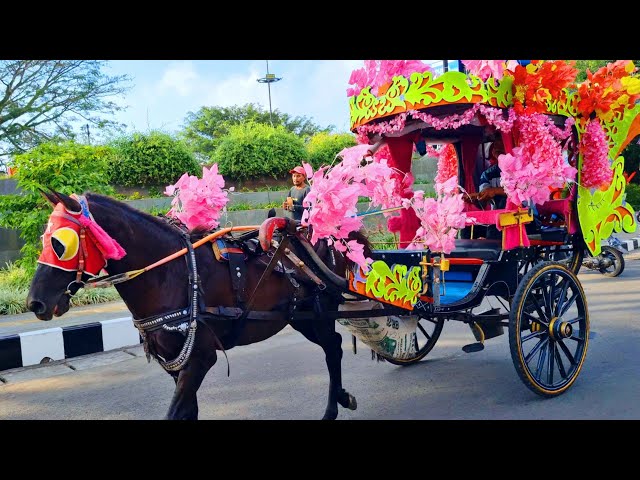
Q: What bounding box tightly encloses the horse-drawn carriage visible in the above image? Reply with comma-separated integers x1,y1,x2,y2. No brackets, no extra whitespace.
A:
26,60,640,419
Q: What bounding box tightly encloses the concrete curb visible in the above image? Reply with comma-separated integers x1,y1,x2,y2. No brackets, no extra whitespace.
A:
619,236,640,252
0,316,140,372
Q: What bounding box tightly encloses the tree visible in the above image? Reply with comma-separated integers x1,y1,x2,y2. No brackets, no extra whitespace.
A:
0,141,115,269
306,132,357,169
180,103,333,162
0,60,131,158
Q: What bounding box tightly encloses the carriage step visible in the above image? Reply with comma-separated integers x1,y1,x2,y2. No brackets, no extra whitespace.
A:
462,342,485,353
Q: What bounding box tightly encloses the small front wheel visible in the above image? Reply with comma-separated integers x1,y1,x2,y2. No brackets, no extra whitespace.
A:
598,246,625,277
510,261,589,397
382,315,444,366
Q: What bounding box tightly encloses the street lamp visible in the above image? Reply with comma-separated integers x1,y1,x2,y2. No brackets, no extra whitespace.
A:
257,60,282,126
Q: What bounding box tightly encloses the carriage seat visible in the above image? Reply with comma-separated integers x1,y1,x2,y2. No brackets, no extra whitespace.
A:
448,239,501,261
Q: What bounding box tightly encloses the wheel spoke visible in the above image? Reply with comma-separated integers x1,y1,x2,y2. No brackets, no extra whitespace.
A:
560,291,578,316
547,273,557,317
554,279,570,317
547,340,555,385
530,294,548,322
554,342,568,379
535,339,549,378
566,316,582,325
557,338,576,366
525,336,548,364
524,310,548,326
417,322,431,340
521,330,544,343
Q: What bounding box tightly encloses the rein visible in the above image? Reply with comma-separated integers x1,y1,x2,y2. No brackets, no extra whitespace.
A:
80,225,261,292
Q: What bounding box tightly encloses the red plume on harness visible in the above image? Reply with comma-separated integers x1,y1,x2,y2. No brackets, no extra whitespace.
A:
38,196,126,275
77,213,126,261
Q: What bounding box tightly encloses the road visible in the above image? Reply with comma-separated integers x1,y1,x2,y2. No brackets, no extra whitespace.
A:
1,249,638,420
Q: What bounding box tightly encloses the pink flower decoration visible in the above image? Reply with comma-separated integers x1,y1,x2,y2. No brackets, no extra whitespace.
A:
498,114,577,206
347,60,434,97
405,176,473,254
434,144,458,185
461,60,517,81
165,164,233,230
302,146,400,271
578,119,613,189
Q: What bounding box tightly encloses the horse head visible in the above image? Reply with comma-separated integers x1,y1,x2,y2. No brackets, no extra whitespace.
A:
27,190,126,320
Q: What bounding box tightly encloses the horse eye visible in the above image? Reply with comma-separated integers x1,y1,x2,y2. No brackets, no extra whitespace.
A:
50,227,79,261
51,237,67,258
51,237,67,259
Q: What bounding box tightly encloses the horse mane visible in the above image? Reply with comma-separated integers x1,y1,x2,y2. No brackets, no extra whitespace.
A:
85,192,182,238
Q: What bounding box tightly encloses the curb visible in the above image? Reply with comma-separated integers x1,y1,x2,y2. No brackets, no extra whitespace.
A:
619,236,640,252
0,316,140,372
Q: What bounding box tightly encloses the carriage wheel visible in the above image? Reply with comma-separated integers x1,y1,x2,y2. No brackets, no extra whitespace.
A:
509,261,589,397
381,315,445,366
540,240,584,275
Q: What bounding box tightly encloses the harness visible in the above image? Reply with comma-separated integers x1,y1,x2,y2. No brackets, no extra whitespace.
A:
49,198,353,374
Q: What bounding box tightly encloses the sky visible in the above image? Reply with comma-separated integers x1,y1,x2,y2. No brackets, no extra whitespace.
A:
104,60,457,136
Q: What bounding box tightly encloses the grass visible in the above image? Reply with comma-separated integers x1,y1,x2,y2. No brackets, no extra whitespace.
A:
0,262,121,315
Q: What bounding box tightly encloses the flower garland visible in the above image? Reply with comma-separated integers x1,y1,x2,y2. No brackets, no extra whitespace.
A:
578,119,613,189
164,164,233,230
355,104,517,143
498,114,577,206
434,144,458,185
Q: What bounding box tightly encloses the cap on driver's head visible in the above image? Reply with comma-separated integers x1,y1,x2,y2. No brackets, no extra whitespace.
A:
289,166,306,177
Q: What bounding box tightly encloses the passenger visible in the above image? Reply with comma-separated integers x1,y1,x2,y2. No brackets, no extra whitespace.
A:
461,139,507,239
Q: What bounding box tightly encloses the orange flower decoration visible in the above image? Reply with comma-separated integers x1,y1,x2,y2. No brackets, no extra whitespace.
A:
512,60,577,115
577,60,640,121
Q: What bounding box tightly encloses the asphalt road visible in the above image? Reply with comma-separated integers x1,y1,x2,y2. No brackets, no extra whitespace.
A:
1,250,638,420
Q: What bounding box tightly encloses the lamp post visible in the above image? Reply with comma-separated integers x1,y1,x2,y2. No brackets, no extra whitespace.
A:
257,60,282,126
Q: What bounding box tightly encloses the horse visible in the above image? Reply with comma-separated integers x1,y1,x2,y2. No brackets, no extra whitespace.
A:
26,190,367,420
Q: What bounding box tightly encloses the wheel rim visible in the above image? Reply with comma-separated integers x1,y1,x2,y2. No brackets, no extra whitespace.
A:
598,249,619,275
517,267,588,393
383,315,444,365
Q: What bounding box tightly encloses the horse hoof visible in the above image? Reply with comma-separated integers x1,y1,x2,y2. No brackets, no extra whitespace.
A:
348,394,357,410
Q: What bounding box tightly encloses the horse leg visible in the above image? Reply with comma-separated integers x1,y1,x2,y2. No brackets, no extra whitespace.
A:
291,310,357,420
165,351,217,420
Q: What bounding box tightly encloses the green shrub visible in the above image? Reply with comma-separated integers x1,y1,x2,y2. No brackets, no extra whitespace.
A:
109,131,200,187
625,183,640,209
0,262,32,290
210,122,307,181
0,141,115,269
0,288,26,315
306,132,357,169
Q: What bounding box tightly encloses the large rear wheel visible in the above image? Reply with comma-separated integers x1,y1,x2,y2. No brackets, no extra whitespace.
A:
509,261,589,397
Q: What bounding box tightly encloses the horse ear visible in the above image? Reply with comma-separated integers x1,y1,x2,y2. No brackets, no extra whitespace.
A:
50,190,81,213
40,189,59,208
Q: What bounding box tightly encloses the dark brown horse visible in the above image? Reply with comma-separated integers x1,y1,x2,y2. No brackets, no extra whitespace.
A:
26,190,365,420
